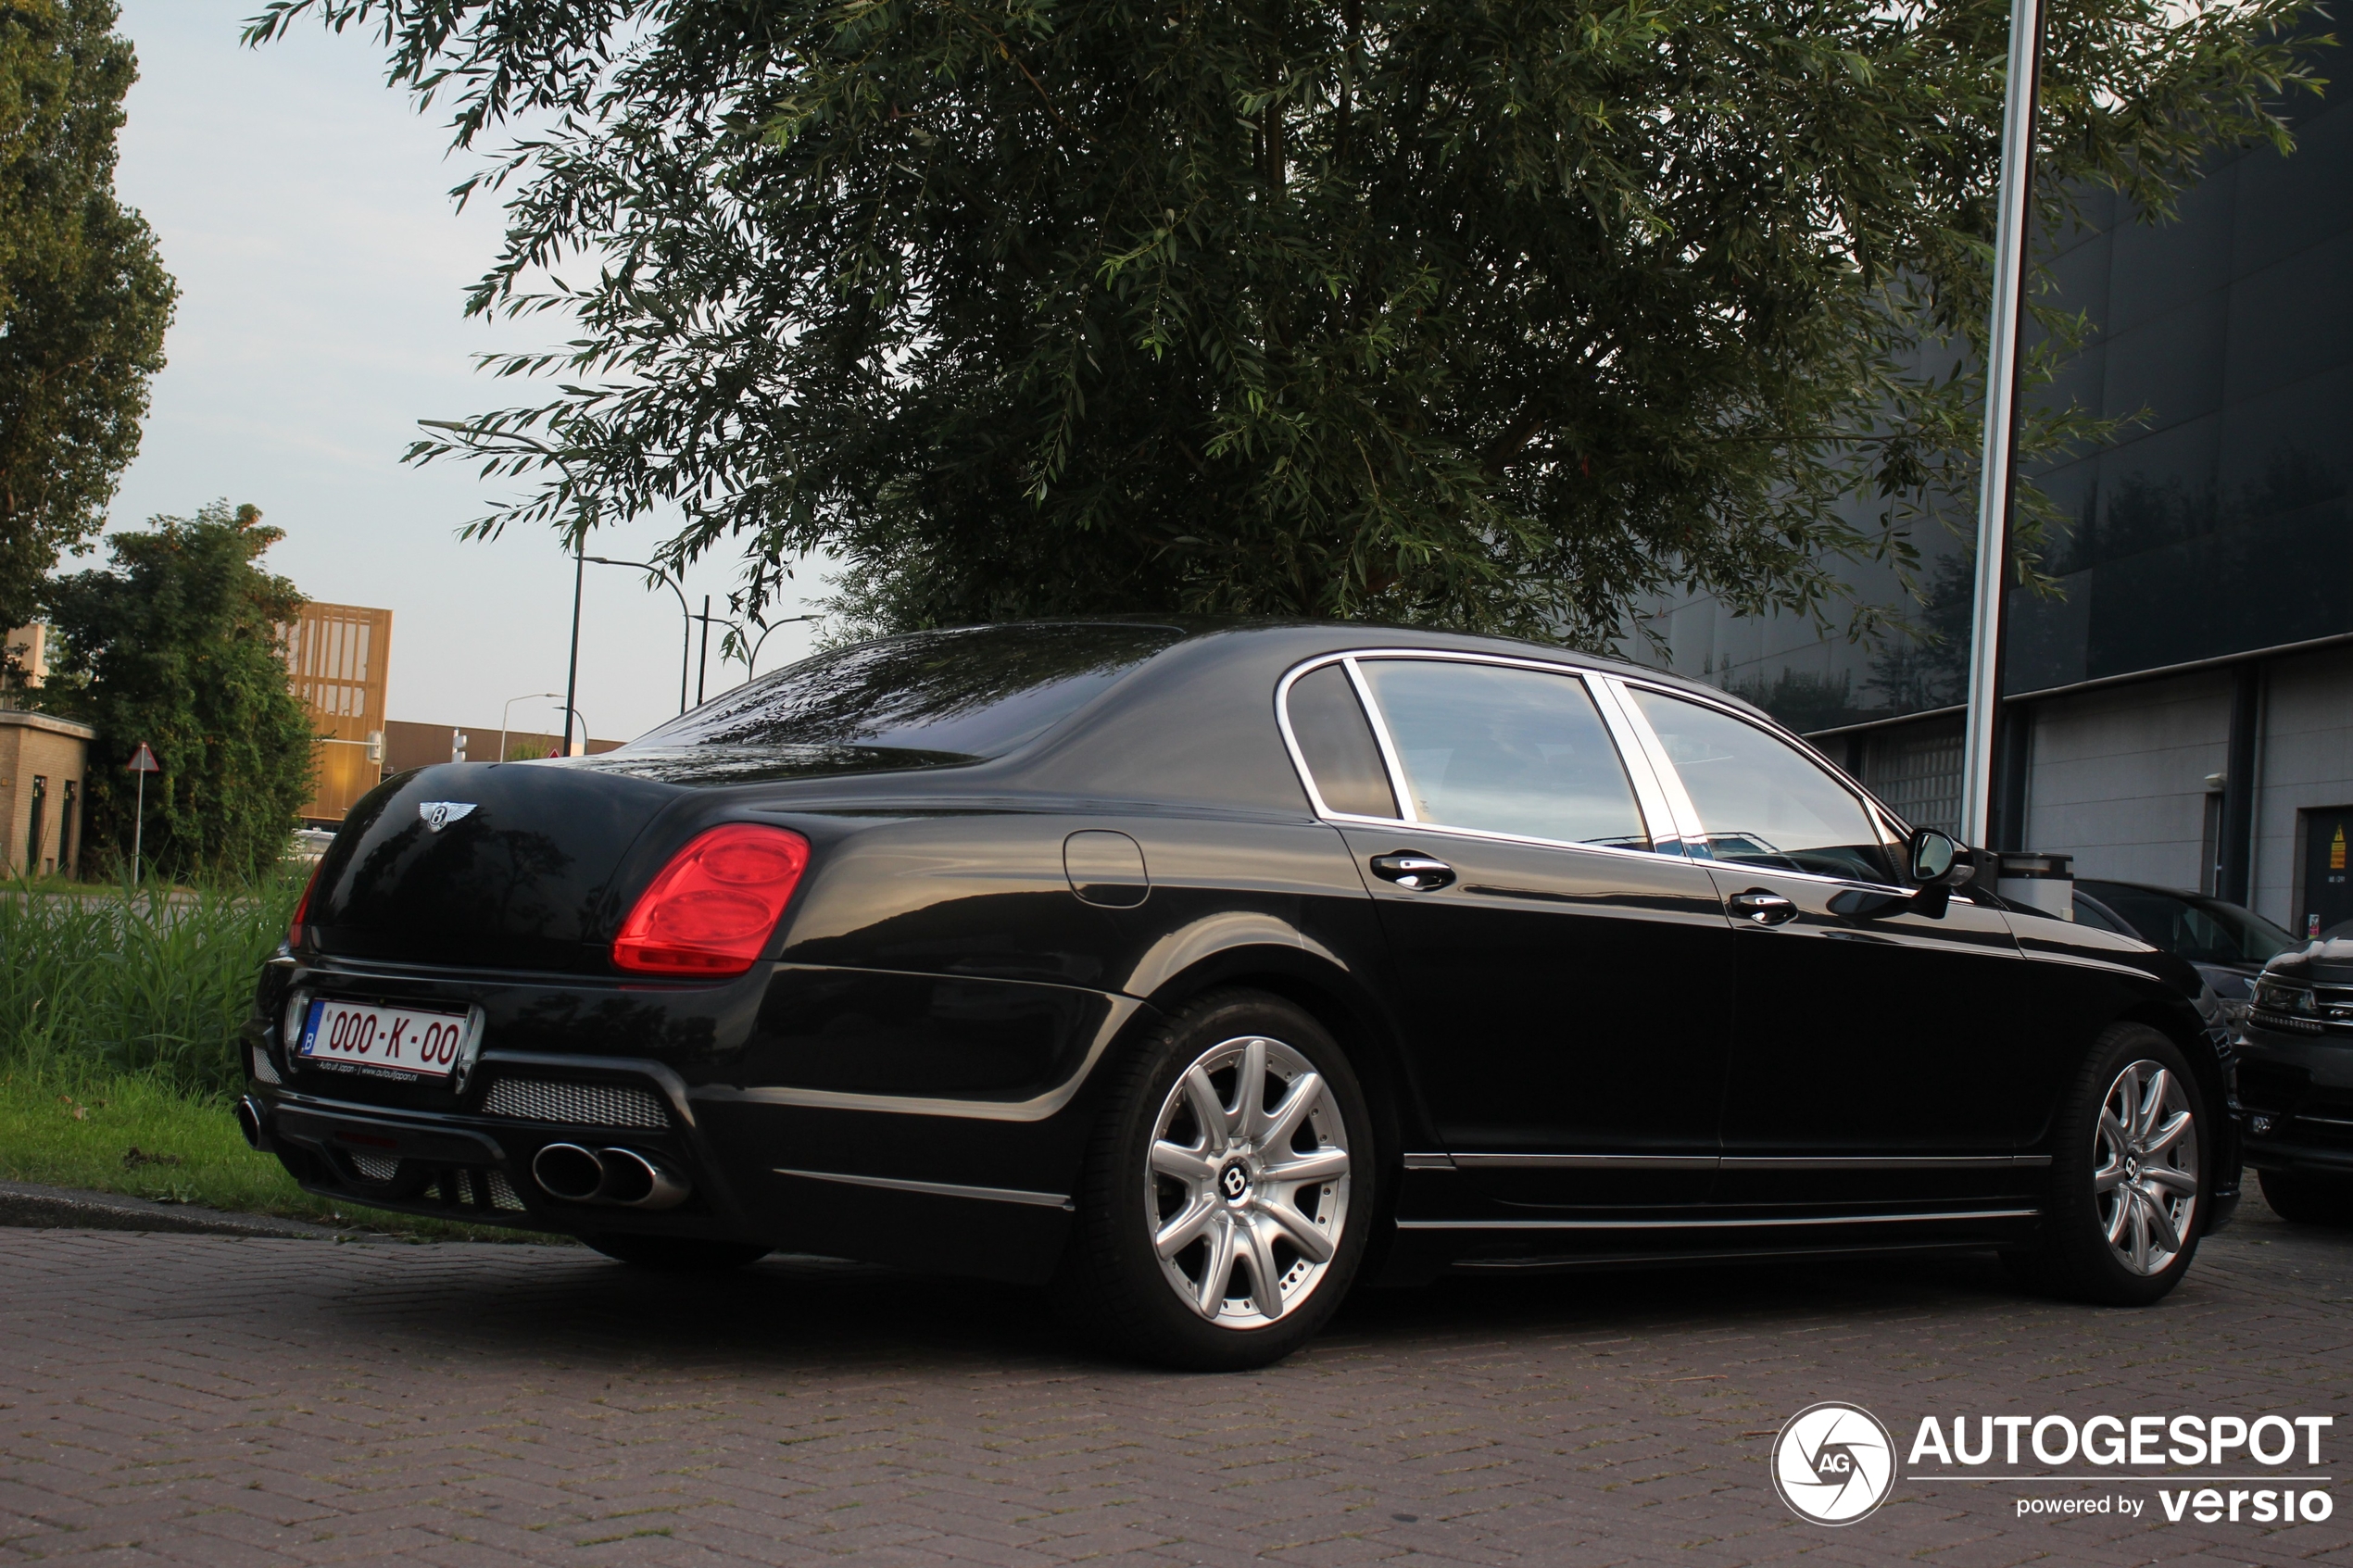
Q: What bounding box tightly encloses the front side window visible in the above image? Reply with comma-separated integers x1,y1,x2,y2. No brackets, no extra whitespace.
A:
1355,659,1647,849
1629,688,1892,883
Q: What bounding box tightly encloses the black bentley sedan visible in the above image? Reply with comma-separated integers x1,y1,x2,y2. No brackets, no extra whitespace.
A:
242,621,2233,1369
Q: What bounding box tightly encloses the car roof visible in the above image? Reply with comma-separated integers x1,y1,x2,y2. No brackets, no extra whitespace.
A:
989,618,1787,813
1129,616,1771,713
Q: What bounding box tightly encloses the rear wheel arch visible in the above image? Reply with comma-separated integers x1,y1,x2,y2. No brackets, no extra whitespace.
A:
1135,949,1415,1169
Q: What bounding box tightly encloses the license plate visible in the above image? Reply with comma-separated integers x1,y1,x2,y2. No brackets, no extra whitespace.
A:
297,998,476,1081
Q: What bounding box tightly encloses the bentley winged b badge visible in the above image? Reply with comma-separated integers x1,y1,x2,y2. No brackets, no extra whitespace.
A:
419,801,478,833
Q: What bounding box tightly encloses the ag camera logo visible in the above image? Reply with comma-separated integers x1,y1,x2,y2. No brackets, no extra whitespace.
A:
1771,1401,1897,1525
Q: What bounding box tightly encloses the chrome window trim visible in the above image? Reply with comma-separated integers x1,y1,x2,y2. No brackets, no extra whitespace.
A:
1582,675,1686,848
1592,674,1707,850
1273,648,1680,860
1609,674,1919,897
1340,656,1417,822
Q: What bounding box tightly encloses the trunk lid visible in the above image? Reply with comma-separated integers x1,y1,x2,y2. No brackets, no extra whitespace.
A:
309,760,681,972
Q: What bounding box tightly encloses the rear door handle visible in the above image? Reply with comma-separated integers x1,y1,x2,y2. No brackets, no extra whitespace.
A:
1728,889,1799,926
1369,852,1456,892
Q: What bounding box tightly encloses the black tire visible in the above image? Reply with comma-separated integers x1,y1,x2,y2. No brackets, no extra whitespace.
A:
2259,1168,2353,1226
2004,1022,2208,1307
1060,988,1377,1372
583,1233,773,1273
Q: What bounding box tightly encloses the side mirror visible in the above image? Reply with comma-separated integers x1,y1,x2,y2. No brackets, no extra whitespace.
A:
1909,828,1966,886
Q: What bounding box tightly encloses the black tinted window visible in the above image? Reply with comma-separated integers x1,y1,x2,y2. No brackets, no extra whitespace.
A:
1285,664,1399,819
625,623,1183,759
1631,688,1893,883
1358,659,1647,848
2075,882,2297,966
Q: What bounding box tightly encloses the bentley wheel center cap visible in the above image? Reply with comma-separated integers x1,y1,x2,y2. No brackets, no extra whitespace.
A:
1218,1160,1253,1205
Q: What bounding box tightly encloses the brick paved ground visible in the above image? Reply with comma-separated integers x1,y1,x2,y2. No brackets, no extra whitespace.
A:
2,1194,2347,1567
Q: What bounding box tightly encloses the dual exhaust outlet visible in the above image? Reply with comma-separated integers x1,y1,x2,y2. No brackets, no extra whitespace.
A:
530,1143,690,1210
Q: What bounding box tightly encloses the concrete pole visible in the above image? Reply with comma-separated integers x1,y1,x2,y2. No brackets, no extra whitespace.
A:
1959,0,2045,848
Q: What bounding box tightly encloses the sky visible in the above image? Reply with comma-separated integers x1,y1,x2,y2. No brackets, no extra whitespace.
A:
104,1,826,746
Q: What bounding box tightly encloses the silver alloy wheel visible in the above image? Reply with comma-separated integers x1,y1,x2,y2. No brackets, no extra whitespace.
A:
2094,1059,2198,1276
1146,1034,1352,1329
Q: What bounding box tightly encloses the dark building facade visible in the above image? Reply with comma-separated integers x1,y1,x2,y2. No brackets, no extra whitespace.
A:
1625,77,2353,938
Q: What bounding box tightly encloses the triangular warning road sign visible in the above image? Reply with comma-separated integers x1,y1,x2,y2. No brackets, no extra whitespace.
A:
125,743,160,773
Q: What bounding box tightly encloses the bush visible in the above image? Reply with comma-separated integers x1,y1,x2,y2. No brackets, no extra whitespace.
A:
0,866,300,1096
39,501,317,878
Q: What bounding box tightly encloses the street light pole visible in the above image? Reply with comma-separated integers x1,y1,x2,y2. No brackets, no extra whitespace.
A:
1959,0,2045,849
743,615,820,683
696,594,714,708
498,691,563,766
562,542,585,757
583,556,694,714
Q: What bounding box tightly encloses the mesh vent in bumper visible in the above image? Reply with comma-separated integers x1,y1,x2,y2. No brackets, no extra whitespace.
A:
486,1170,527,1210
478,1076,670,1130
351,1152,400,1183
250,1047,283,1085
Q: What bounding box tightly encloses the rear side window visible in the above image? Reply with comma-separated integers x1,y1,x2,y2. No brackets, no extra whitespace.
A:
623,623,1184,761
1629,688,1892,883
1284,664,1398,819
1355,659,1648,848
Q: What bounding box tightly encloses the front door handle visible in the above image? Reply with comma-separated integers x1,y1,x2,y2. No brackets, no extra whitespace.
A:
1369,852,1456,892
1728,889,1799,926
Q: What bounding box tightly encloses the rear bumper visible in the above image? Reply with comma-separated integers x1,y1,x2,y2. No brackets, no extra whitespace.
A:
243,952,1150,1282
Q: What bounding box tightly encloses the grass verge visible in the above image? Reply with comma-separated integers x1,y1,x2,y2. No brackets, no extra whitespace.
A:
0,1060,571,1244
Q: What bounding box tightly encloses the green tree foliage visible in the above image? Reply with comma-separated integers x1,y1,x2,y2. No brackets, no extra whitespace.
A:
0,0,176,634
249,1,2322,646
40,502,315,877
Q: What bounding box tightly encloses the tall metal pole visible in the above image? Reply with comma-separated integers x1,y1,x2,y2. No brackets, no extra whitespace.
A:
696,595,712,707
132,767,145,885
562,541,586,756
1959,0,2045,848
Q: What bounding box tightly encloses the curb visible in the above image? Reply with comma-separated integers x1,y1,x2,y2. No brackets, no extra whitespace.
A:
0,1181,346,1241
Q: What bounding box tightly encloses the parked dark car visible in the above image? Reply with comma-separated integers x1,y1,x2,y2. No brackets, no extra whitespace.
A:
2071,880,2299,1014
242,621,2236,1369
2235,935,2353,1224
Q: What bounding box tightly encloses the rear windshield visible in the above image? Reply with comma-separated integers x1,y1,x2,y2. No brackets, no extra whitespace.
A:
615,622,1184,768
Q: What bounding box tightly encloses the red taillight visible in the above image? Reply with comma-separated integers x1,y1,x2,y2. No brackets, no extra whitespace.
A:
611,824,811,975
288,859,324,948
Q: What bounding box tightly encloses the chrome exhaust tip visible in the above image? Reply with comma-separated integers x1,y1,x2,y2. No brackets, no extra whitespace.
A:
532,1142,607,1202
234,1097,267,1150
596,1148,690,1210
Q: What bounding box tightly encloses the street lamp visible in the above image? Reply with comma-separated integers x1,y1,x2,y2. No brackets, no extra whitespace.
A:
497,692,563,765
743,614,821,682
559,702,595,757
581,556,695,717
